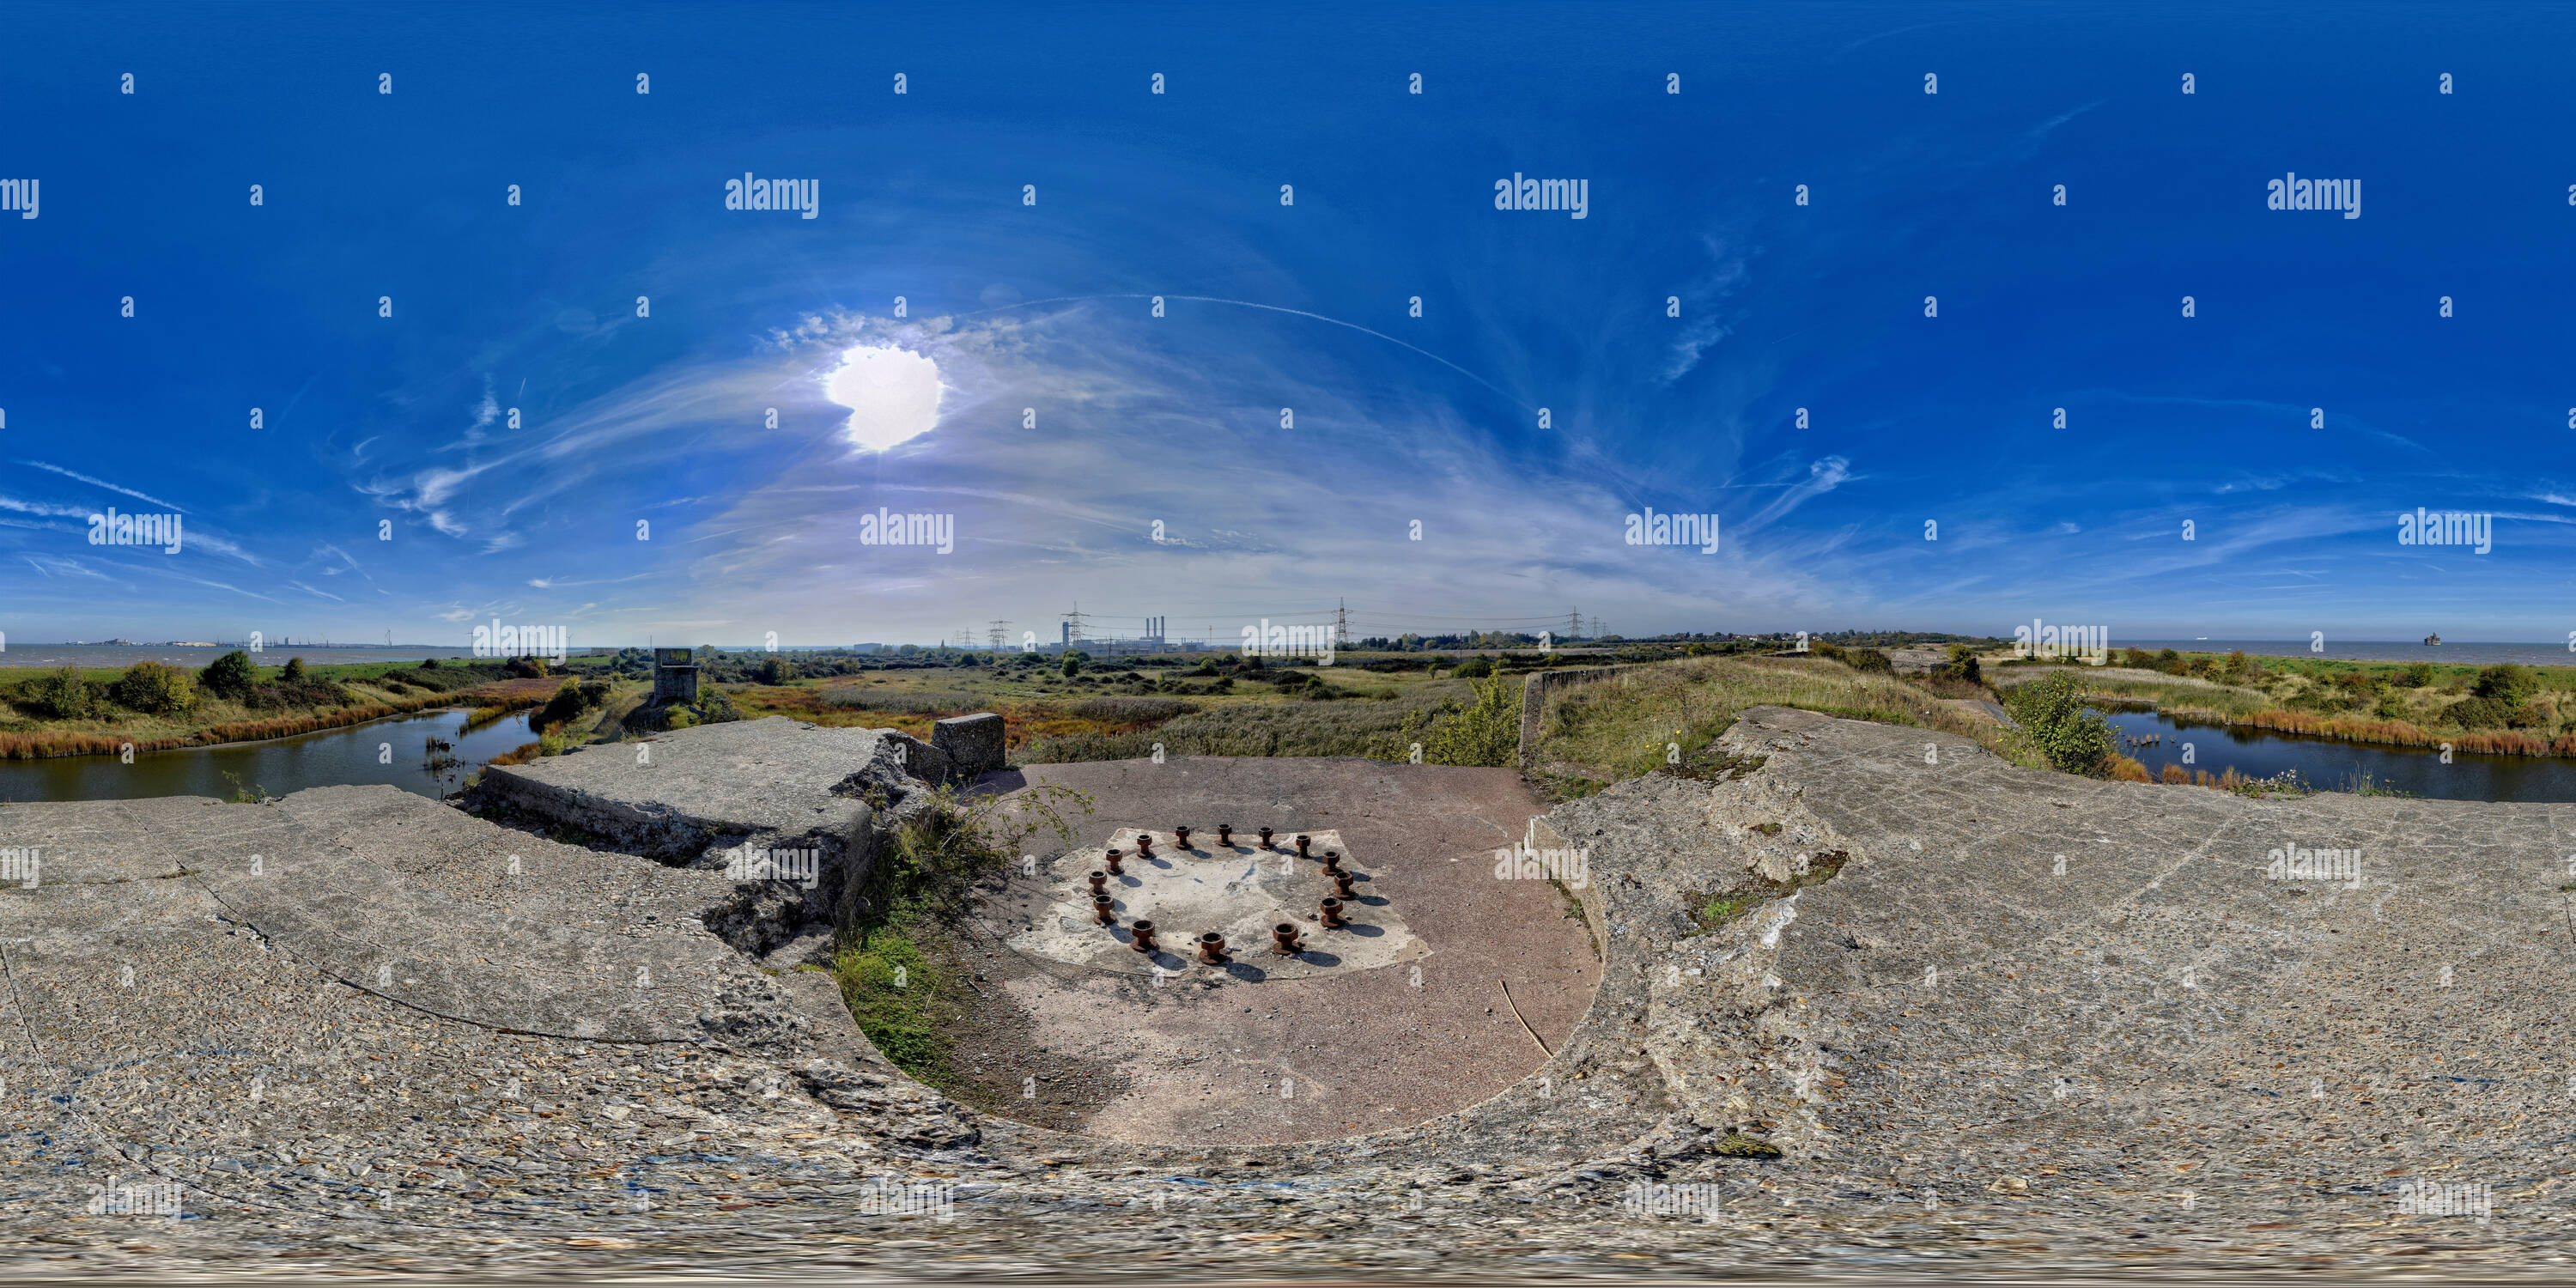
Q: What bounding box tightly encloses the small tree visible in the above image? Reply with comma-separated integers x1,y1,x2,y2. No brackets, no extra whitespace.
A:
2003,672,2113,776
1060,652,1083,678
1936,644,1982,685
2472,663,2537,707
758,656,790,685
281,657,309,683
200,650,259,699
110,660,197,714
21,664,96,719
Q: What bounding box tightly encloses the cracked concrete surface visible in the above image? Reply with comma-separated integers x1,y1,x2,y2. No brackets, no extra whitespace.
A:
1,706,2570,1278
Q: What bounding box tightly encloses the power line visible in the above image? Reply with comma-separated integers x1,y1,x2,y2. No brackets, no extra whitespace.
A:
987,619,1010,650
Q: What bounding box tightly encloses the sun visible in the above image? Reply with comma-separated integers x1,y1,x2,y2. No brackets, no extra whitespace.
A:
823,344,945,452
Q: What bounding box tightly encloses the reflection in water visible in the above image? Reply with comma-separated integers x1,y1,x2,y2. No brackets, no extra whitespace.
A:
2097,708,2576,803
0,708,536,803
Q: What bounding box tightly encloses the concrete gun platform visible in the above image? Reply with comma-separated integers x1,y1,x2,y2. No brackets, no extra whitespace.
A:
953,756,1602,1147
8,708,2576,1278
1006,828,1431,980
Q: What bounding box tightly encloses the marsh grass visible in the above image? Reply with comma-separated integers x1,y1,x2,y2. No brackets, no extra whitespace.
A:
1534,656,2009,790
1019,682,1467,762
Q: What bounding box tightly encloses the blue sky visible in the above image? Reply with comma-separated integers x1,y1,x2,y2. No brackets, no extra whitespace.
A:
3,2,2573,649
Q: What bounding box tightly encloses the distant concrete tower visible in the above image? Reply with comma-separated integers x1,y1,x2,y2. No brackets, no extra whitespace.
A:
652,647,700,702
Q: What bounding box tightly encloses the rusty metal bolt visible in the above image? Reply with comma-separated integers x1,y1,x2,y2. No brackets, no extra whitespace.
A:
1135,832,1156,859
1175,826,1192,850
1196,933,1228,964
1294,834,1312,859
1258,826,1274,848
1319,849,1345,874
1271,923,1303,955
1104,848,1125,875
1218,823,1233,847
1319,897,1346,928
1092,893,1116,925
1088,871,1109,895
1331,871,1358,899
1129,920,1158,952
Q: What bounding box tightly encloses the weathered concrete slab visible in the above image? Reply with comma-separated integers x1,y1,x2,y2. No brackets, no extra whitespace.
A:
0,789,807,1046
10,708,2576,1276
463,716,959,951
933,712,1007,779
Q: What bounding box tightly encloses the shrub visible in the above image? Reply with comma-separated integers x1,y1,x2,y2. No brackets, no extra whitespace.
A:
758,656,790,685
1452,657,1494,678
1935,644,1983,685
109,660,197,714
1067,696,1195,726
280,657,308,683
2002,671,2114,776
503,655,551,679
199,649,259,699
1412,671,1522,767
20,665,98,720
1060,653,1083,678
246,677,354,710
2395,663,2434,689
1844,647,1893,674
420,656,442,669
534,677,599,731
2472,664,2538,707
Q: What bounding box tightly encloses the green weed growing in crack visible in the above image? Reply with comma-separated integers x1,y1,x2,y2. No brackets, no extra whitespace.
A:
832,781,1091,1086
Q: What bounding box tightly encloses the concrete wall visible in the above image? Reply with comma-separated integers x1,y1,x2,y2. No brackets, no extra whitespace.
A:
1516,664,1644,769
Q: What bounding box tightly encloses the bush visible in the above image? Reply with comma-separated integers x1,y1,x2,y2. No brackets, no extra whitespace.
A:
534,677,610,731
280,657,308,683
1452,657,1494,678
1067,696,1195,726
2002,671,2114,776
758,656,790,685
2471,664,2538,707
109,660,197,714
19,665,98,720
1844,647,1893,674
199,650,259,699
1390,671,1521,767
503,655,551,679
246,677,354,710
1935,644,1983,685
420,656,442,669
2395,663,2434,689
1060,653,1083,678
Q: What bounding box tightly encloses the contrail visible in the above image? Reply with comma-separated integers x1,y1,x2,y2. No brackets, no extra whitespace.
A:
952,294,1527,409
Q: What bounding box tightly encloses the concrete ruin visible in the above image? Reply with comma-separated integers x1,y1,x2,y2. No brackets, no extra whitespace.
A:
3,705,2570,1275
